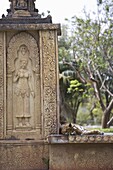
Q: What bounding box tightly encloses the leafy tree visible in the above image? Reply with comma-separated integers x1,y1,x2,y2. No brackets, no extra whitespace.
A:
63,0,113,128
58,24,97,125
67,79,91,123
59,49,91,124
58,24,71,62
59,23,97,124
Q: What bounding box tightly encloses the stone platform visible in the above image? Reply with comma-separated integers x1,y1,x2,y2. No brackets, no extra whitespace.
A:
1,135,113,170
48,134,113,170
0,140,49,170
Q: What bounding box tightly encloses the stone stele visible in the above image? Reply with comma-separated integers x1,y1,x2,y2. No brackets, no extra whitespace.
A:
0,1,61,170
0,0,61,140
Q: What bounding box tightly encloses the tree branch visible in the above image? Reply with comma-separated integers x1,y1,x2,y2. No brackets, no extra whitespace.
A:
96,70,113,97
87,64,105,111
63,61,87,84
107,116,113,127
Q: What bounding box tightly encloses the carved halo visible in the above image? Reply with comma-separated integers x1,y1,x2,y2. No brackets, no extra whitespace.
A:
7,32,39,74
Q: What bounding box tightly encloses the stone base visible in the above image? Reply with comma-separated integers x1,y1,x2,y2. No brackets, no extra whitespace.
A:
0,140,49,170
48,135,113,170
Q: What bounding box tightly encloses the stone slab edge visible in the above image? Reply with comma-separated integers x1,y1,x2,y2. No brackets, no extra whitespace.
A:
47,134,113,144
0,23,61,35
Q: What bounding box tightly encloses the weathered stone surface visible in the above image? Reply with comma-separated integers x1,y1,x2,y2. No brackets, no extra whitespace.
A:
0,140,49,170
49,142,113,170
0,1,60,169
48,135,113,170
5,0,40,18
0,18,60,140
0,32,5,139
0,27,60,140
41,30,59,137
0,23,61,35
2,0,52,23
0,16,52,24
6,31,41,139
0,23,60,141
48,134,113,143
0,24,60,170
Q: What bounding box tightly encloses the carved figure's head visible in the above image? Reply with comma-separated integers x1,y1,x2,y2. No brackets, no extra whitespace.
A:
19,44,28,56
20,58,28,69
17,0,27,7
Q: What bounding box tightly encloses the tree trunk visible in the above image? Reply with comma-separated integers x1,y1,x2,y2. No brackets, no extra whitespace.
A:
102,99,113,128
73,113,76,124
90,103,96,123
72,101,81,124
102,111,110,128
107,116,113,128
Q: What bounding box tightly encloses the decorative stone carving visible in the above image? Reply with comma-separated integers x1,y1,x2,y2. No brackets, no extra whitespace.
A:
0,0,60,169
13,44,35,127
7,32,40,135
0,33,4,139
42,31,58,137
16,0,27,8
7,0,40,17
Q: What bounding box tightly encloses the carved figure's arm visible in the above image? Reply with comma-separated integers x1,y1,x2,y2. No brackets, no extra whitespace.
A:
13,71,19,82
28,73,35,98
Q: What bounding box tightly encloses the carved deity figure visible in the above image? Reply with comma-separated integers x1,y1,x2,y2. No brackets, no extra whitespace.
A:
14,45,34,127
7,0,40,18
17,0,27,7
28,0,35,11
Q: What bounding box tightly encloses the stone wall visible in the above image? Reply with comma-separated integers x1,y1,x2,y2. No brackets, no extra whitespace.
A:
1,135,113,170
0,24,60,140
0,2,61,169
0,140,49,170
0,24,60,170
48,135,113,170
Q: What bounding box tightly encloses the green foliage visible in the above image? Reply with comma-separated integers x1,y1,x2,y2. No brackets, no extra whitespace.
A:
68,80,84,93
58,24,71,62
59,0,113,127
68,80,91,101
77,109,91,125
76,99,103,125
98,0,103,4
87,127,113,133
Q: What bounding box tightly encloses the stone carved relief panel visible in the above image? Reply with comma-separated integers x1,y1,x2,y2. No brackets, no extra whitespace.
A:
0,33,4,139
7,32,40,134
13,44,35,128
42,31,58,137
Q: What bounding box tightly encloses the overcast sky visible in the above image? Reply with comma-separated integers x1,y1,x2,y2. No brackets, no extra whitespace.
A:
0,0,97,23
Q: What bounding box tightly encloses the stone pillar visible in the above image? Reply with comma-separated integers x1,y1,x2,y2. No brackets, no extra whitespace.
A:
40,30,59,138
0,32,6,139
0,1,61,169
0,24,60,140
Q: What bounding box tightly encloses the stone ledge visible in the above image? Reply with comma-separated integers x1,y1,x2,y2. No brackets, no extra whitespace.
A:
0,17,51,25
48,134,113,144
0,139,48,145
0,23,61,35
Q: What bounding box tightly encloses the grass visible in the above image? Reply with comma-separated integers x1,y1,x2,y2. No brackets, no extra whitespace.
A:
87,127,113,133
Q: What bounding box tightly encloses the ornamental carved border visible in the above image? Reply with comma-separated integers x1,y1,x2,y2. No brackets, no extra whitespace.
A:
42,31,58,137
0,33,4,139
